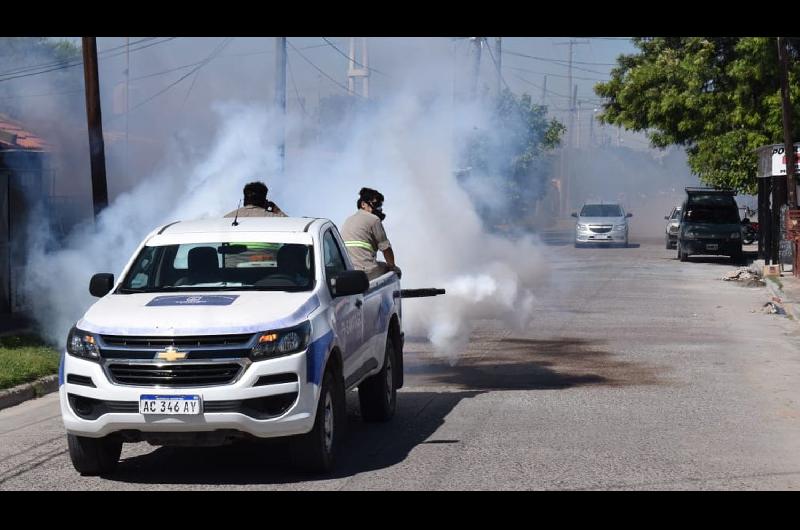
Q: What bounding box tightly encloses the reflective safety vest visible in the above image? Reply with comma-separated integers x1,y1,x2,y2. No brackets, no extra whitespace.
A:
344,240,375,252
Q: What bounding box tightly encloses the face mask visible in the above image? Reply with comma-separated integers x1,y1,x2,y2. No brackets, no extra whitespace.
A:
372,207,386,221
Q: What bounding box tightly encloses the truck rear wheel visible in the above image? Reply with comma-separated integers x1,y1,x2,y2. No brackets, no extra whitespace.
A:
290,368,341,474
67,433,122,476
358,337,397,422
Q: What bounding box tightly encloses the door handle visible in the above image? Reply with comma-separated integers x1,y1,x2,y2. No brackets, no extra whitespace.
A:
355,299,363,308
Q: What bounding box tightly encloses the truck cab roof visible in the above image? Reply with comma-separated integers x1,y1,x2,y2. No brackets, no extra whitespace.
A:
147,217,328,246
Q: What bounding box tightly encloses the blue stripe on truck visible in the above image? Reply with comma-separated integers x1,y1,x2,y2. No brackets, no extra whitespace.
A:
306,330,334,385
58,352,64,386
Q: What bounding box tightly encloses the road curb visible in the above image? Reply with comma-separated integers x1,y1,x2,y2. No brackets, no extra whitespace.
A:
0,374,59,412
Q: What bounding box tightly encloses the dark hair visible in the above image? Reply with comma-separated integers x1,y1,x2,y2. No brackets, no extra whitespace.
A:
243,181,268,207
356,187,384,210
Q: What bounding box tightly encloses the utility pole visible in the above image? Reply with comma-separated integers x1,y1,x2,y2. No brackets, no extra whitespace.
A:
554,39,589,213
494,37,502,95
778,37,796,207
469,37,483,101
347,37,370,98
81,37,109,219
541,75,547,106
275,37,287,177
124,37,130,182
590,108,595,148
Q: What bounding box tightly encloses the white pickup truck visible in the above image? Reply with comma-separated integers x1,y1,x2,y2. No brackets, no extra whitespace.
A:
60,217,404,475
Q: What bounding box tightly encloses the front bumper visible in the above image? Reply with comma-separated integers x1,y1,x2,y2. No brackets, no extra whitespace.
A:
681,239,741,256
60,350,317,440
576,227,627,243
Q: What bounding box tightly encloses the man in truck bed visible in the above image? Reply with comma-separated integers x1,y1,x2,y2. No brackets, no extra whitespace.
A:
341,187,400,280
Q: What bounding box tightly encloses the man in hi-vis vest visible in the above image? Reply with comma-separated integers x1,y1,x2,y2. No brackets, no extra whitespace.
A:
341,187,401,280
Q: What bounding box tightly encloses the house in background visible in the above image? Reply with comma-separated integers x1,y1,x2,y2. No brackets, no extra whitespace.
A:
0,114,52,315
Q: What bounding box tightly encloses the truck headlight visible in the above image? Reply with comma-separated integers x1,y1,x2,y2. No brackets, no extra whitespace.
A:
251,321,311,360
67,327,101,362
730,232,740,239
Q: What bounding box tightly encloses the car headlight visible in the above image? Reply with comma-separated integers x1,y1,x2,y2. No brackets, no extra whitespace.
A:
67,326,101,362
251,321,311,361
577,224,588,230
684,231,697,238
730,232,740,239
614,224,626,230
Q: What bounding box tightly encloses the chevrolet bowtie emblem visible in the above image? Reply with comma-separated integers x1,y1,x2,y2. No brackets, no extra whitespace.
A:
156,346,187,362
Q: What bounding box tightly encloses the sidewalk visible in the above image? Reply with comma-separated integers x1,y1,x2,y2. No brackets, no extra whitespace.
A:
756,263,800,321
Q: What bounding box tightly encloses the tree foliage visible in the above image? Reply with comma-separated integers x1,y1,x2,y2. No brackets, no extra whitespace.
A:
595,37,800,193
0,37,82,120
467,88,564,181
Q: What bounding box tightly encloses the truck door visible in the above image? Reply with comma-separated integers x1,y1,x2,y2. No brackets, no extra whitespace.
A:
322,228,364,381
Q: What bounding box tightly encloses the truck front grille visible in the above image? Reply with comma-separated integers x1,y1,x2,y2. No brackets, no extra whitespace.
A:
107,362,243,387
101,334,254,348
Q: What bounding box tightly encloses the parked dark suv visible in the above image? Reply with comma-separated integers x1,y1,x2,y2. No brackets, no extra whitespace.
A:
677,188,743,263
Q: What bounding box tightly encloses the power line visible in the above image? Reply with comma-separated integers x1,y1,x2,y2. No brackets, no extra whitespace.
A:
320,37,390,77
504,64,608,83
0,37,179,84
287,38,364,98
287,54,310,119
125,37,234,113
483,38,513,93
502,48,612,76
0,37,159,78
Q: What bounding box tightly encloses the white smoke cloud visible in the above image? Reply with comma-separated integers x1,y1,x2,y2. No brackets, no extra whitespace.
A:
22,88,550,360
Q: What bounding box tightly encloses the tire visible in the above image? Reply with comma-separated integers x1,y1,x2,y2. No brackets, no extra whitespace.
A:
290,368,342,474
678,245,688,262
665,237,671,249
67,433,122,476
358,337,397,423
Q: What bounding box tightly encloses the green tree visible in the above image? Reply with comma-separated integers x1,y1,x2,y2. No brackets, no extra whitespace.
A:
595,37,800,193
0,37,82,119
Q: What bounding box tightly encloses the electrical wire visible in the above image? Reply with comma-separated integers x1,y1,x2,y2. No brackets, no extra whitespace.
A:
287,55,310,119
502,48,612,76
287,39,364,98
125,37,233,113
0,37,159,78
0,37,179,83
320,37,391,77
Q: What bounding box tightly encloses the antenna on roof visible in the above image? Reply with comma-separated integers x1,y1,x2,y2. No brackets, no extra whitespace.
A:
231,200,241,226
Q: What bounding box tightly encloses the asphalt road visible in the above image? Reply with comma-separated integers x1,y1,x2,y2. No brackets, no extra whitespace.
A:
3,229,800,490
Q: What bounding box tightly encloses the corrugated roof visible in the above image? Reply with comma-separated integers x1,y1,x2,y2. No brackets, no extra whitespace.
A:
0,114,49,151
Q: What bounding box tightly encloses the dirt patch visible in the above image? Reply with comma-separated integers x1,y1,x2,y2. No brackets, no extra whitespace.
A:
403,335,664,391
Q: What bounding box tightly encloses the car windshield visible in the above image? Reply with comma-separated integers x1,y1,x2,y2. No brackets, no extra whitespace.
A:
580,204,623,217
683,206,740,224
670,209,681,220
118,242,314,293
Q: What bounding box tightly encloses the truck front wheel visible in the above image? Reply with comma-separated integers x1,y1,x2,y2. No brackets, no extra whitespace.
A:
290,368,341,473
67,433,122,476
358,337,397,422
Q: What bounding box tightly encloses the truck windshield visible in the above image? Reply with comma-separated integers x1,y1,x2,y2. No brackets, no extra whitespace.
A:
118,242,314,293
580,204,623,217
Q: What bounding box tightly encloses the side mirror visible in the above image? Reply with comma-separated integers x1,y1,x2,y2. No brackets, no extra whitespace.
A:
570,212,578,218
664,216,669,220
329,270,369,297
89,273,114,297
626,213,633,218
